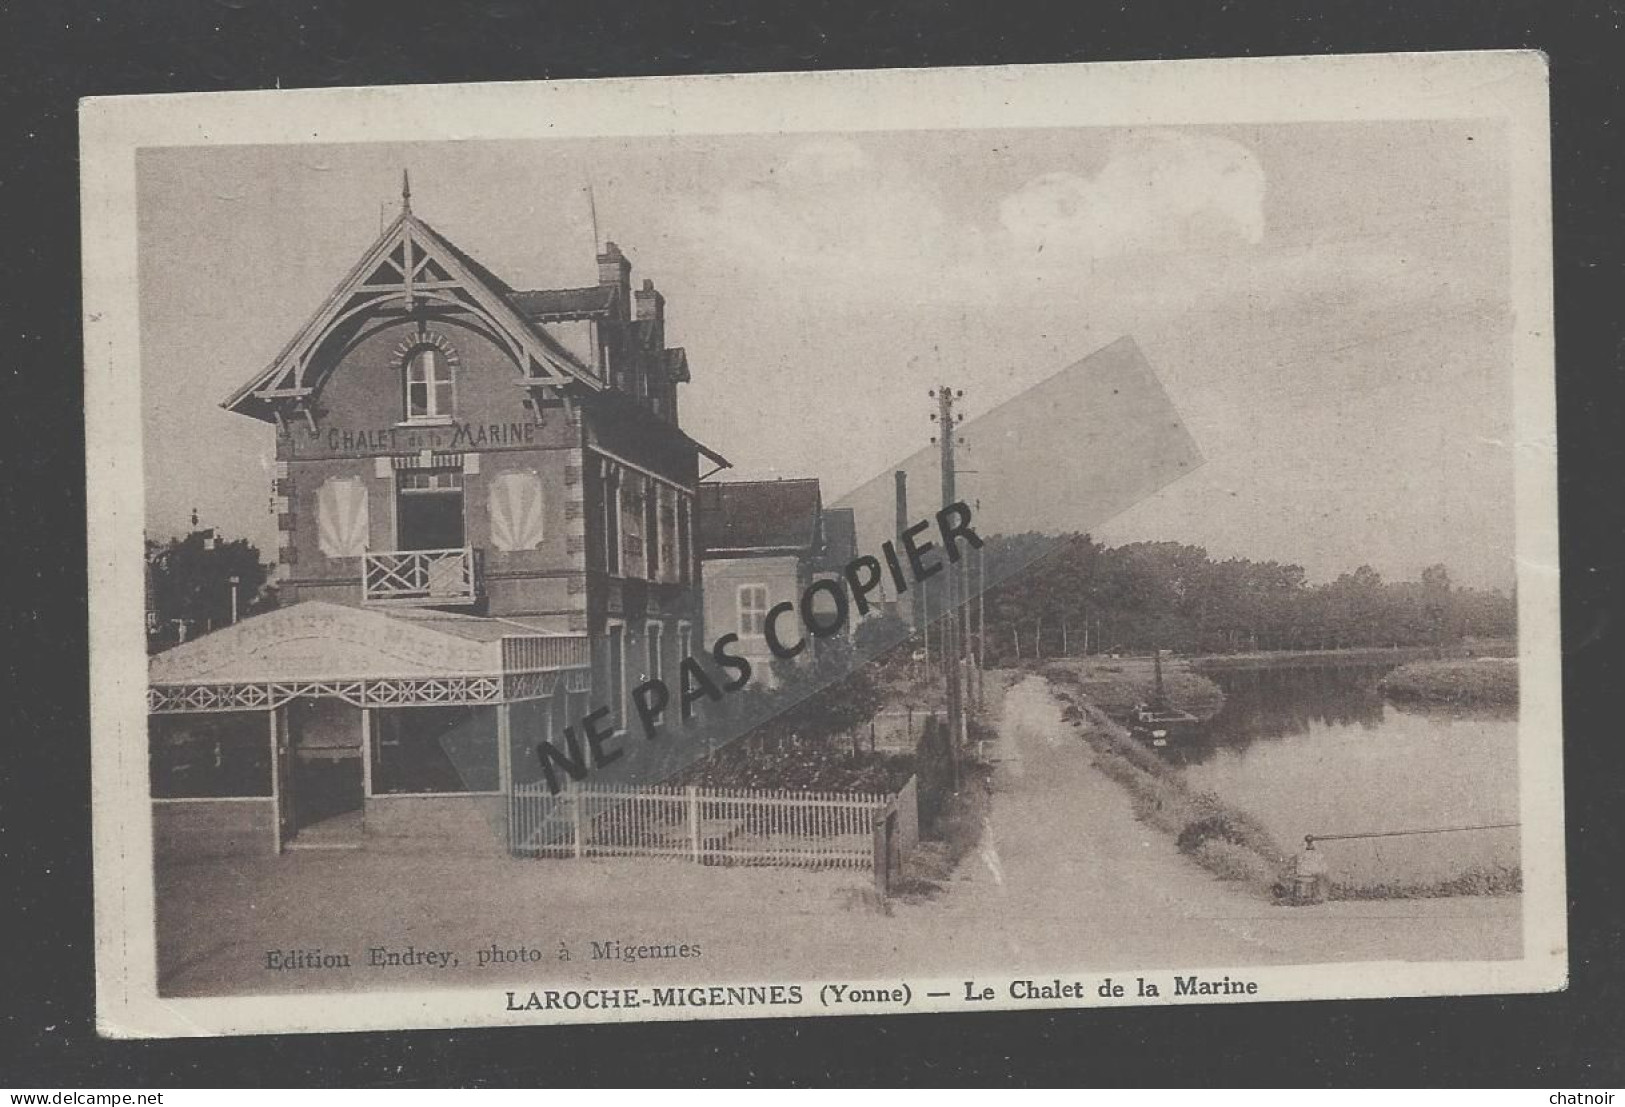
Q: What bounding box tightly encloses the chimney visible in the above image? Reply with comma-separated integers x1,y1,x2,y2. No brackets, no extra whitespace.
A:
596,241,631,316
634,278,665,349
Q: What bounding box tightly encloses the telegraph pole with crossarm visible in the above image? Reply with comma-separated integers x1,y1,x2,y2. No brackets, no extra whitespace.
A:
931,385,967,785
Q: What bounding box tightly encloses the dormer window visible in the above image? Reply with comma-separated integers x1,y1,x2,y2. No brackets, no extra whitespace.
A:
404,344,455,421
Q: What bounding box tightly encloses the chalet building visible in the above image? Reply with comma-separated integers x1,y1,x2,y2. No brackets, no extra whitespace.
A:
698,478,856,682
147,189,726,859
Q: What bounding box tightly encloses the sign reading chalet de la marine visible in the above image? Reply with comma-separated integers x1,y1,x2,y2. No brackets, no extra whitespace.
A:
85,54,1566,1041
293,419,549,459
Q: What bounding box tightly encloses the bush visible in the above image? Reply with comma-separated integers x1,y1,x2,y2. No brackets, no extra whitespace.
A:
915,715,955,835
1190,838,1280,885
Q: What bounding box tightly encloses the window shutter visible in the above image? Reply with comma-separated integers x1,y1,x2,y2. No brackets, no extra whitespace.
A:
316,477,369,558
489,471,545,551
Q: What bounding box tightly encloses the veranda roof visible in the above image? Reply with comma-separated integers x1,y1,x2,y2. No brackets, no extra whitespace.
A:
148,602,588,714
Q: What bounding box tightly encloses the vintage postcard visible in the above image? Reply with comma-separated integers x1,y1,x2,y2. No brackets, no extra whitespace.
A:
84,52,1564,1038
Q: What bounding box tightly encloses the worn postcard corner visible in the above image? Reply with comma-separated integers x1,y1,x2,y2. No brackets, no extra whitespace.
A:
83,51,1562,1038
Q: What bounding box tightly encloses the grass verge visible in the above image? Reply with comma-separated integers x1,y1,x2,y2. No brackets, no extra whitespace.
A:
1378,658,1519,708
1331,864,1522,900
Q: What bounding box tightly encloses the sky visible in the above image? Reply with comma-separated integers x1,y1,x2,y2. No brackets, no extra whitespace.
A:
138,119,1516,589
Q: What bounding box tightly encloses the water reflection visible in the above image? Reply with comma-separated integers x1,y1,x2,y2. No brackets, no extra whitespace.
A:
1169,661,1520,885
1173,663,1392,763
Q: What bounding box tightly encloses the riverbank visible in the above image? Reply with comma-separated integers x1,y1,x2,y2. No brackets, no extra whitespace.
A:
1331,864,1522,900
1046,664,1521,902
1044,669,1288,899
1379,658,1519,708
1041,657,1225,720
1192,639,1516,670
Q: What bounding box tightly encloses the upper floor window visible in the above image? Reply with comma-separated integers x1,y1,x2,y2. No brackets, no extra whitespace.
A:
404,345,455,421
603,470,622,576
738,584,770,637
658,488,676,583
644,486,660,581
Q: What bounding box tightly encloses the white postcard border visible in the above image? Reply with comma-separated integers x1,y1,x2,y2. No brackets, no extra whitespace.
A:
84,51,1563,1038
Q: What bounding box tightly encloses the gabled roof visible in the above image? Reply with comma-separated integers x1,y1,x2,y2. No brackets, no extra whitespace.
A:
222,209,605,422
698,478,823,556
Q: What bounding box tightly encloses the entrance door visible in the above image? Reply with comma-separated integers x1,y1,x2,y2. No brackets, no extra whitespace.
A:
283,697,365,849
397,468,465,550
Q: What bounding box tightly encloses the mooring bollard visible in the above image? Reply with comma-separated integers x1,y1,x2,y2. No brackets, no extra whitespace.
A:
1289,837,1329,905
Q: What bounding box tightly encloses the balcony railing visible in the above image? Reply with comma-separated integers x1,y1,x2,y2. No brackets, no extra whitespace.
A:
362,548,483,607
501,635,592,672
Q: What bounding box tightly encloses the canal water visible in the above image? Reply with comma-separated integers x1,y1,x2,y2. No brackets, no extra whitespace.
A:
1174,661,1520,889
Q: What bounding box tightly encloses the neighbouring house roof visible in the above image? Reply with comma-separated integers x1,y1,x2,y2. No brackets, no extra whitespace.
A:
817,507,857,570
699,478,824,557
511,285,618,322
662,347,691,384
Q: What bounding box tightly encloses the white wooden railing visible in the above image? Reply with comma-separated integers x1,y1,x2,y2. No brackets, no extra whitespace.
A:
362,548,482,606
500,635,591,673
509,782,889,871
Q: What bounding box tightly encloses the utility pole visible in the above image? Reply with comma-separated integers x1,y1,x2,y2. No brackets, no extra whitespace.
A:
931,385,965,782
895,471,916,639
952,510,972,712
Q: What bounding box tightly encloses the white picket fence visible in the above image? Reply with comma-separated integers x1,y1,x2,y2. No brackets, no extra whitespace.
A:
509,781,889,871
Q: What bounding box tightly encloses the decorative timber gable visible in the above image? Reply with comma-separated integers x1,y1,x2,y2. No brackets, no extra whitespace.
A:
222,187,603,431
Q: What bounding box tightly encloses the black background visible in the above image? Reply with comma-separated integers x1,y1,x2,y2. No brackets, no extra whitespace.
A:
3,0,1621,1088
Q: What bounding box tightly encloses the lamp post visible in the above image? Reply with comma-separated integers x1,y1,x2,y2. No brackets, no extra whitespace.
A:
229,575,241,625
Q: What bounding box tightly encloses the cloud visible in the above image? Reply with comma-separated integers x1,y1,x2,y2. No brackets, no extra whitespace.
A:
999,130,1266,260
678,131,1267,307
679,137,994,303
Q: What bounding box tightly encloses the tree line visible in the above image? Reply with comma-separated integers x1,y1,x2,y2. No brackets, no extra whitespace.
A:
970,534,1515,660
145,529,275,651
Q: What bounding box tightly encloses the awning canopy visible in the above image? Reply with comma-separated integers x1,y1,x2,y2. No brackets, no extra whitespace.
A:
148,602,589,714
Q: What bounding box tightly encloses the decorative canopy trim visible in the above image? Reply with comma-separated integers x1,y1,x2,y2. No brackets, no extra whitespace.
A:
147,668,583,714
